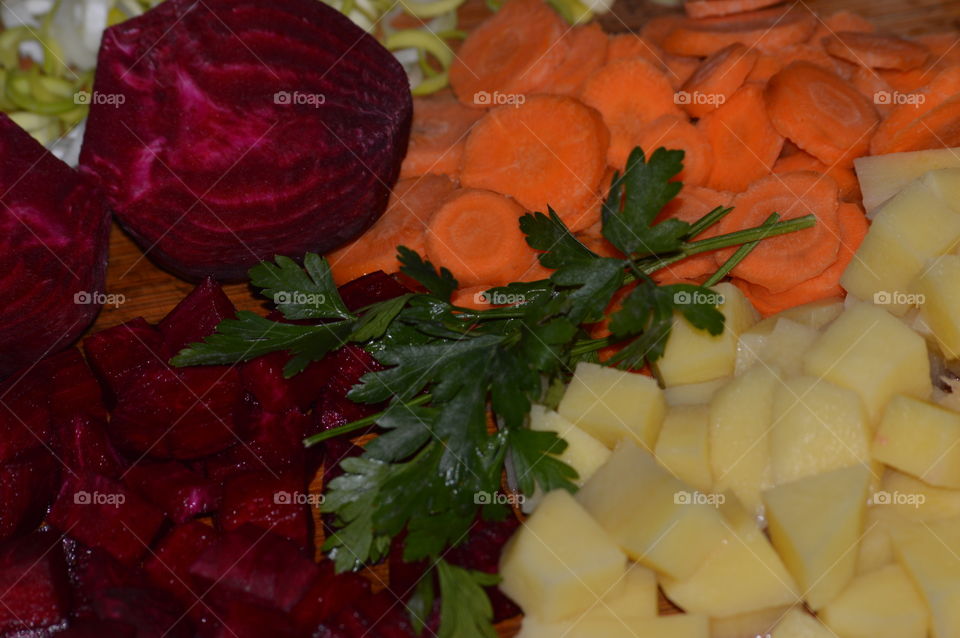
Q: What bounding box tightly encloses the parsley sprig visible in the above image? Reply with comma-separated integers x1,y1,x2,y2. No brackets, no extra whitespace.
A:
171,147,814,636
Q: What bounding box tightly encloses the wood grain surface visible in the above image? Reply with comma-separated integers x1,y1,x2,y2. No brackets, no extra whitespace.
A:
86,1,960,635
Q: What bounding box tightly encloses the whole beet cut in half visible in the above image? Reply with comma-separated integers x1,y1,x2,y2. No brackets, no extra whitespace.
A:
0,114,110,379
80,0,412,281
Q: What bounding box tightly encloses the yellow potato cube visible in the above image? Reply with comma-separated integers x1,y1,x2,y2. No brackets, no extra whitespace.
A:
770,376,872,485
664,378,729,407
878,469,960,521
854,149,960,213
736,318,820,378
873,395,960,488
912,254,960,358
557,362,665,449
499,490,628,622
660,494,799,616
655,405,713,491
890,518,960,638
820,564,928,638
802,302,931,422
710,606,793,638
658,283,758,386
774,298,844,330
856,507,898,575
763,465,871,610
771,608,835,638
709,366,776,515
577,441,726,579
518,614,709,638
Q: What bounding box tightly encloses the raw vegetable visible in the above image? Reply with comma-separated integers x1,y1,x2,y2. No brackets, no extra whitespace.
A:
660,7,817,57
823,31,930,71
79,0,413,281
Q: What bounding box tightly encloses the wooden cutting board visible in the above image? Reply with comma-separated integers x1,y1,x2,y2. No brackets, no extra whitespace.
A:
86,1,960,635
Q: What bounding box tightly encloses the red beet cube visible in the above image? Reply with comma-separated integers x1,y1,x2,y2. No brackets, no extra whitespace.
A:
0,372,51,463
196,598,297,638
58,618,137,638
55,416,126,479
291,562,370,632
202,406,309,481
218,469,311,550
83,318,165,403
144,521,218,605
0,447,60,541
337,271,410,311
93,586,192,638
241,352,334,413
125,461,221,523
159,278,236,356
0,531,71,632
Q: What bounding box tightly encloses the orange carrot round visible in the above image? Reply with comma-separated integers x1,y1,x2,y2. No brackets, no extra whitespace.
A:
581,58,684,169
661,7,817,57
424,189,530,287
328,175,457,284
460,95,609,230
773,151,861,202
606,34,667,67
400,96,484,179
698,82,784,192
810,9,875,42
684,0,784,20
664,54,703,89
747,54,784,83
637,114,714,187
870,66,960,155
533,24,610,97
679,43,758,118
823,32,930,71
764,61,878,166
714,171,841,293
872,96,960,154
641,14,688,47
918,32,960,67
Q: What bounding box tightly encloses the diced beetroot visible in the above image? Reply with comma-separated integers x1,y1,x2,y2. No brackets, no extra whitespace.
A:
308,345,384,438
144,522,218,606
125,462,221,523
0,531,72,632
40,349,107,424
58,618,136,638
0,113,110,379
0,447,60,541
109,364,244,459
159,278,237,356
240,352,333,413
93,586,192,638
80,0,411,281
354,590,416,638
83,318,165,403
48,473,166,565
54,417,126,479
218,469,311,550
443,516,521,622
63,542,140,621
291,562,370,632
202,406,309,481
189,525,318,612
196,598,297,638
0,370,51,464
337,271,411,312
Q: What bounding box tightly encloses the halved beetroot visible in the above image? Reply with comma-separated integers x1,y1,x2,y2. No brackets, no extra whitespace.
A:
80,0,411,280
0,531,72,633
125,462,222,523
0,114,110,378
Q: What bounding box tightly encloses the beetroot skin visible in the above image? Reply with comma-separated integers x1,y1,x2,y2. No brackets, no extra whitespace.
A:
79,0,412,281
0,115,110,378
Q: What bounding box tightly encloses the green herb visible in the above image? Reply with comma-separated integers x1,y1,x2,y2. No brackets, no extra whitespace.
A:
172,146,816,636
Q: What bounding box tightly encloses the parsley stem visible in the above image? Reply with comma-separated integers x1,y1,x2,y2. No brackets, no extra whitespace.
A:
569,336,612,357
302,393,433,447
687,205,734,238
704,213,780,287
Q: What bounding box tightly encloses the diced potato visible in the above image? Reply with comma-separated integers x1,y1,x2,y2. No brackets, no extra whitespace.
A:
770,376,872,485
518,614,710,638
912,254,960,357
524,406,611,512
854,149,960,213
658,283,759,386
771,608,835,638
660,494,799,616
736,318,819,378
664,378,729,407
709,367,776,515
596,564,658,620
873,395,960,488
763,465,872,610
856,507,898,575
878,469,960,521
820,564,928,638
577,441,727,579
655,405,713,491
802,302,932,422
710,606,792,638
774,298,844,330
499,490,628,622
889,518,960,638
557,362,665,449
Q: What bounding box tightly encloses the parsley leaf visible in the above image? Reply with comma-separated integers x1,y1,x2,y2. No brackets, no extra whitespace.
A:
437,561,499,638
249,253,352,320
398,246,458,301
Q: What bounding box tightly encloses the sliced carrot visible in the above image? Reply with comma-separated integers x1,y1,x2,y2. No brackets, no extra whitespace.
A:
870,66,960,155
460,95,609,230
780,43,853,79
714,171,841,293
424,189,530,287
679,43,758,118
823,31,930,71
734,201,867,315
917,32,960,67
652,185,732,282
850,65,895,116
810,9,875,42
400,96,484,179
870,95,960,154
764,62,878,166
328,175,457,284
580,58,684,169
684,0,784,20
449,0,566,105
606,34,667,67
664,54,703,89
563,167,617,233
698,82,784,192
637,114,714,187
747,54,784,83
530,23,610,97
641,14,688,47
773,151,861,202
878,67,935,92
661,7,817,57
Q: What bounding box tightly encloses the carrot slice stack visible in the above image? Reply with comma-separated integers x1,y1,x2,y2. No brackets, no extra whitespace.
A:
400,95,484,179
637,114,714,187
